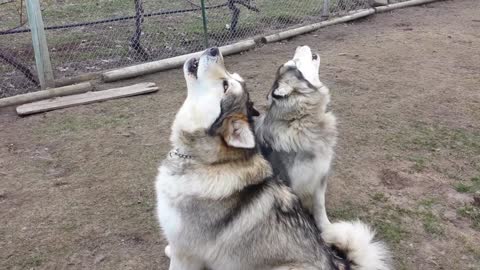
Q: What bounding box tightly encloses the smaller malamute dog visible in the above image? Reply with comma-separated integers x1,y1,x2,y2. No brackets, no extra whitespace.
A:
155,47,390,270
255,46,336,231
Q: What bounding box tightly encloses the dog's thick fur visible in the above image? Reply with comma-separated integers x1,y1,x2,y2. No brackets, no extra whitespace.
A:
155,48,390,270
255,46,391,270
255,46,336,231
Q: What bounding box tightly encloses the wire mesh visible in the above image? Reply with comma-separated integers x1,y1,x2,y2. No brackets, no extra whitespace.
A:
0,0,38,98
1,0,374,98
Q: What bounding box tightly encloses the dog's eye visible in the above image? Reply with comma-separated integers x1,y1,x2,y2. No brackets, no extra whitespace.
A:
223,80,229,92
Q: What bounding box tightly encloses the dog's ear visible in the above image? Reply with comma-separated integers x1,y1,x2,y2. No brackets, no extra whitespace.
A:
223,115,255,149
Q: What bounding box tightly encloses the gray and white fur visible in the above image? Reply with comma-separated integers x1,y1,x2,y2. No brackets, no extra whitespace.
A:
156,47,391,270
255,46,336,231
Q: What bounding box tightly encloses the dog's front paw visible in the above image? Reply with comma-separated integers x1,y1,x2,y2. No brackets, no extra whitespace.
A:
165,245,172,258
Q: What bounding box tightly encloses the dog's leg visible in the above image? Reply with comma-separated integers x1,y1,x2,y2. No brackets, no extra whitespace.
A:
313,176,331,231
168,251,204,270
165,245,172,258
165,249,205,270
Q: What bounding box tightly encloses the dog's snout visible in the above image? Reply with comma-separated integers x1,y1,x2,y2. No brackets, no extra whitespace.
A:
208,47,220,57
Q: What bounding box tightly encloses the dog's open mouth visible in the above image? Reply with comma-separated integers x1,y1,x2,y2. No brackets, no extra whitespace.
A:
187,57,199,78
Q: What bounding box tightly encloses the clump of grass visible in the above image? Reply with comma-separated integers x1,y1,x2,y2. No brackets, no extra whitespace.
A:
454,175,480,194
374,218,408,244
329,201,360,221
457,205,480,231
385,123,480,155
421,211,444,235
371,192,388,203
454,183,472,193
21,254,43,268
370,205,411,244
417,198,444,235
409,156,428,173
414,125,480,154
419,198,436,208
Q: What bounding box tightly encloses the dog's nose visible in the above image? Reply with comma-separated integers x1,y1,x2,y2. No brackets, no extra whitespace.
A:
208,47,219,57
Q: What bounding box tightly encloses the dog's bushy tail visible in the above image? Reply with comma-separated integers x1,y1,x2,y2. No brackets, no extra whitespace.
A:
322,221,391,270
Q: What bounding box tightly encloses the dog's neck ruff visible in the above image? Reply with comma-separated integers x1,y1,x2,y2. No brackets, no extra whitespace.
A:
169,148,193,160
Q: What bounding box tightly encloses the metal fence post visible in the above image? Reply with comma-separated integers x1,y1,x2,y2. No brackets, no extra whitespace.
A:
200,0,209,48
322,0,330,19
26,0,54,89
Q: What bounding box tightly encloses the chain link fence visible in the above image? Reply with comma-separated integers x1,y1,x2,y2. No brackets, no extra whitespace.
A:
1,0,409,98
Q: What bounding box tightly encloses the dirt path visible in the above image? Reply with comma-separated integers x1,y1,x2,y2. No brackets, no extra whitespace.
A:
1,0,479,269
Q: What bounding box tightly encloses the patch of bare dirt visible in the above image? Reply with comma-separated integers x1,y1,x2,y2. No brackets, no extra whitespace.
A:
380,168,413,190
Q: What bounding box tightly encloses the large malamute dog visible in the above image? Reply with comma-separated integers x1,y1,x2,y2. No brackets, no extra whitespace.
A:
155,47,390,270
255,46,336,231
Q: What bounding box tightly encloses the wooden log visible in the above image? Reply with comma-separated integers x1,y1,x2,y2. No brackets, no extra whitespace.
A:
17,82,158,116
0,82,92,108
54,73,100,87
261,8,376,44
102,39,256,82
221,39,256,55
375,0,440,12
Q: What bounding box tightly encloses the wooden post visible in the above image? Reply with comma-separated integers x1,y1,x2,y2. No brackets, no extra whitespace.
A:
322,0,330,19
200,0,209,48
26,0,54,89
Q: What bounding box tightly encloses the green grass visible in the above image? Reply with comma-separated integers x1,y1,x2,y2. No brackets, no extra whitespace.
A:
372,208,410,244
454,176,480,194
408,156,429,173
330,200,411,245
2,0,334,83
421,211,444,235
375,218,408,244
42,0,132,22
256,0,321,23
21,254,43,268
386,123,480,155
329,204,409,245
412,125,480,154
385,122,480,184
417,198,444,236
419,198,437,208
457,205,480,231
371,192,388,203
329,201,360,221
